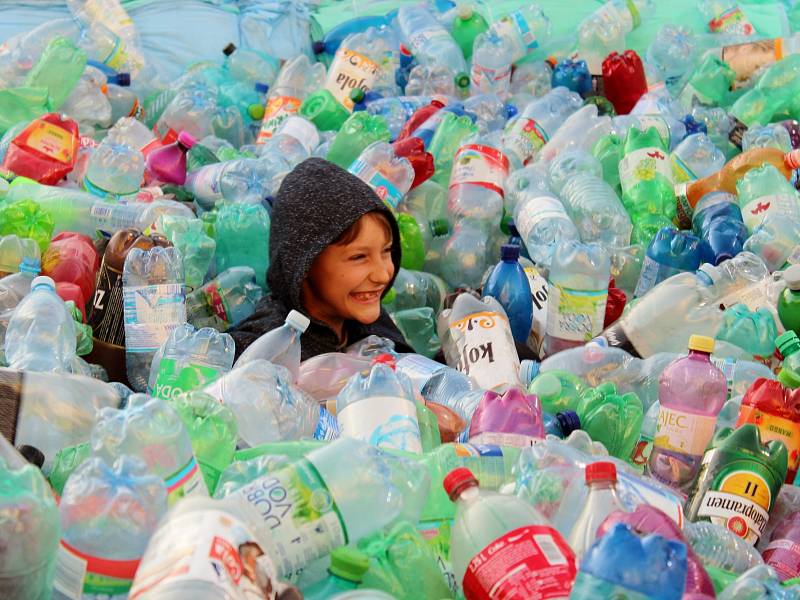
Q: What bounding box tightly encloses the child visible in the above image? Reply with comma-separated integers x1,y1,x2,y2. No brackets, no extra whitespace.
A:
230,157,413,360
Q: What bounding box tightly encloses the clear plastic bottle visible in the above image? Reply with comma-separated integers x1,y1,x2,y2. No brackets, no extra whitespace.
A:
122,246,186,392
0,258,37,312
0,235,40,277
84,139,144,198
701,0,755,35
547,149,604,195
106,116,157,152
324,30,393,112
577,0,653,73
4,275,76,373
684,521,764,575
397,5,468,82
559,173,633,247
448,131,509,224
187,157,287,210
470,31,513,99
155,83,218,142
348,141,414,211
186,266,263,331
233,309,310,381
736,164,800,233
440,217,493,289
566,461,626,559
671,133,726,184
489,4,552,63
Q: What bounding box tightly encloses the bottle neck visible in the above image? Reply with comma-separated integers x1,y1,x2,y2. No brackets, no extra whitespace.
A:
688,349,711,361
587,480,617,492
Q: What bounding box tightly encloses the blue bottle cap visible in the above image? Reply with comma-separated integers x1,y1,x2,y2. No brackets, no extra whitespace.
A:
556,411,581,436
254,82,269,95
501,244,520,261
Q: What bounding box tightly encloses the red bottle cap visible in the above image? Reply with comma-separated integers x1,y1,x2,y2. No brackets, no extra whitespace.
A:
371,354,397,369
585,461,617,484
443,467,479,501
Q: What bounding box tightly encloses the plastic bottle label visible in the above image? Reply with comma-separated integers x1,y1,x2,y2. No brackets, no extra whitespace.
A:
737,405,800,473
470,63,511,95
447,311,521,390
54,540,140,599
313,406,340,441
653,406,716,456
231,460,347,579
635,116,671,147
524,266,549,354
128,508,289,600
25,120,75,164
348,158,405,210
494,11,539,55
504,118,550,165
546,284,608,342
89,262,127,347
461,525,577,600
763,539,800,580
337,395,423,453
257,96,302,143
671,153,697,183
616,470,684,527
450,144,510,197
634,256,682,298
203,282,231,329
709,7,754,35
326,47,381,111
123,283,187,353
618,146,672,195
741,195,792,231
721,38,784,87
152,358,225,401
89,202,140,233
515,197,565,238
164,455,208,506
696,469,772,544
469,432,541,448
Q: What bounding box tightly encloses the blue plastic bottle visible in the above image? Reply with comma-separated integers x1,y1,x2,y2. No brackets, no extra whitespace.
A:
483,244,533,344
552,58,592,96
634,227,712,298
691,192,748,265
570,523,688,600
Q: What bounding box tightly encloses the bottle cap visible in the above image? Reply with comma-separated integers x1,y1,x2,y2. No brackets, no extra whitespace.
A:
585,461,617,484
504,103,518,119
349,88,366,104
779,367,800,390
429,218,450,238
556,411,581,436
329,546,370,582
286,309,310,333
443,467,479,501
501,244,520,261
254,82,269,95
299,89,349,131
784,265,800,291
371,354,397,369
248,104,265,120
18,257,41,275
455,72,470,89
777,331,800,356
312,40,326,55
688,335,715,354
222,43,236,56
457,5,473,19
177,131,196,149
115,72,131,87
31,275,55,291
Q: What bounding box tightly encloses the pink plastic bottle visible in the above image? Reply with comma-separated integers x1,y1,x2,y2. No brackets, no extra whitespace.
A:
145,131,195,185
763,511,800,581
647,335,727,492
467,387,544,447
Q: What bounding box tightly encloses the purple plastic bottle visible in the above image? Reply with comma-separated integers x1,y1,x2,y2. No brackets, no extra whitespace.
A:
145,131,196,185
467,387,544,447
647,335,727,492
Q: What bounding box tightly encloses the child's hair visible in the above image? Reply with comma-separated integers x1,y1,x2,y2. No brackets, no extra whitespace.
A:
332,210,393,246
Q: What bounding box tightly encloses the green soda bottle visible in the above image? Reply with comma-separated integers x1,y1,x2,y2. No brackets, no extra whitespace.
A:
326,111,391,169
24,37,87,111
619,126,676,244
0,200,55,252
679,55,735,109
303,547,371,600
575,381,644,460
735,164,800,233
451,6,489,59
779,265,800,337
592,133,623,193
397,212,425,270
0,88,49,135
777,331,800,389
427,112,479,188
685,424,788,545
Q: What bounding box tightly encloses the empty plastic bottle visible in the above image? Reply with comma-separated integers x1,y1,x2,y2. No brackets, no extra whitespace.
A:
490,5,552,63
448,132,509,223
54,456,167,600
736,164,800,233
671,133,726,183
552,58,592,95
577,382,644,459
634,227,711,298
187,156,288,210
155,84,218,142
763,511,800,581
145,131,195,186
0,234,39,277
366,96,431,140
122,246,186,392
159,215,216,292
303,547,371,600
470,31,513,99
213,203,270,289
186,266,263,331
233,309,310,380
744,214,800,272
348,141,414,211
577,0,653,73
440,217,493,289
397,5,468,84
84,140,144,199
702,0,754,35
559,173,633,247
692,192,748,265
0,258,37,312
567,462,626,558
324,31,392,113
483,244,533,343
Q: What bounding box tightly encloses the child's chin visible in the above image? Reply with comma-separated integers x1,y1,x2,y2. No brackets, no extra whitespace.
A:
351,305,381,324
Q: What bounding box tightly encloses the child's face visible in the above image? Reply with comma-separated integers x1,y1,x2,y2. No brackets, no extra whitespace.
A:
303,213,394,330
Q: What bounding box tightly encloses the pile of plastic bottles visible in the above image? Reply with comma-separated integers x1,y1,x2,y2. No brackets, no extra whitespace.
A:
10,0,800,598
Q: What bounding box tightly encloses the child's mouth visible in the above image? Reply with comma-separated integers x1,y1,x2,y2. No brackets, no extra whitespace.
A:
350,290,383,304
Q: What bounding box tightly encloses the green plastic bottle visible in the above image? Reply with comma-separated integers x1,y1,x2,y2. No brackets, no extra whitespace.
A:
303,546,371,600
592,133,623,193
0,87,49,135
397,212,425,270
326,111,391,169
24,37,87,111
779,265,800,337
679,55,735,109
394,308,442,359
684,424,788,545
735,164,800,233
0,200,55,252
528,370,587,414
300,88,352,132
428,112,479,189
48,441,92,498
451,6,489,60
777,331,800,389
575,381,644,459
619,126,676,244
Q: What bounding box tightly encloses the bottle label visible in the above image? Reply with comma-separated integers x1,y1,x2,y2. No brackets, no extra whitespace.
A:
696,469,772,544
337,395,422,453
164,455,208,506
257,95,302,143
205,282,231,328
128,508,289,600
468,432,540,448
348,158,404,210
721,38,783,88
25,120,75,164
741,194,793,231
711,357,736,399
629,435,654,469
89,262,126,347
653,406,716,456
313,406,340,441
450,144,510,197
633,256,681,298
54,540,139,599
616,470,684,527
325,47,381,111
523,265,549,354
504,118,550,166
546,284,608,342
671,153,698,183
230,460,347,579
470,62,511,96
494,11,538,56
447,311,521,390
123,283,186,353
635,116,671,148
709,7,754,35
618,146,672,196
89,202,140,234
570,571,649,600
152,357,225,401
461,525,577,600
763,539,800,581
737,405,800,473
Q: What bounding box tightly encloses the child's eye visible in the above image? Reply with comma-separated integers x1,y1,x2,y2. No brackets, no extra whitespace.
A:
382,247,392,254
349,254,366,261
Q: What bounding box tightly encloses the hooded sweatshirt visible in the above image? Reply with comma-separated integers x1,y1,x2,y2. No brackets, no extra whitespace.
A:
229,157,412,360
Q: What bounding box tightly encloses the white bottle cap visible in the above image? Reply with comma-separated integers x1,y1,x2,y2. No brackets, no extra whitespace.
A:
31,275,55,291
279,117,321,154
286,310,310,333
785,264,800,291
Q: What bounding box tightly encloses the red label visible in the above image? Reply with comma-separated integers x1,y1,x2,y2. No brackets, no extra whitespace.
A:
764,539,800,581
462,525,577,600
209,536,243,585
205,283,229,323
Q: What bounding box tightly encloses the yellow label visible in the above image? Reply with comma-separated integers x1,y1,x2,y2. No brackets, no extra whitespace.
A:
26,121,74,164
653,406,716,456
325,48,380,111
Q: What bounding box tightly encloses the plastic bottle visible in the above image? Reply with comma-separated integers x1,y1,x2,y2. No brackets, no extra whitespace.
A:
53,456,167,600
451,5,488,60
4,275,76,373
468,387,544,447
92,393,209,506
439,217,493,289
744,214,800,272
122,245,186,392
348,141,414,211
683,521,764,574
41,231,99,311
0,435,59,600
303,547,371,600
779,267,800,338
186,266,263,331
763,512,800,581
0,234,39,277
324,31,391,113
691,192,748,265
186,156,288,210
470,31,513,99
648,335,727,491
83,139,144,199
0,259,37,312
366,96,431,140
558,173,632,247
702,0,754,35
448,132,509,224
634,227,711,298
671,133,726,184
396,5,468,84
543,241,611,357
444,467,577,597
2,113,80,185
233,309,310,379
489,5,552,63
551,58,592,96
603,50,648,115
145,131,195,186
576,382,644,459
566,462,626,558
577,0,653,73
155,84,218,142
482,244,533,343
213,203,270,289
736,164,800,233
438,293,521,391
778,332,800,392
543,410,582,438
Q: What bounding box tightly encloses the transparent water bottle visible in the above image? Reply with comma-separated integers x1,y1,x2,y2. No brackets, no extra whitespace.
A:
736,164,800,233
186,266,263,331
671,133,726,183
440,217,494,290
489,4,552,63
448,131,509,223
83,139,144,199
233,309,310,381
559,174,633,247
547,149,604,195
470,30,513,99
397,5,468,81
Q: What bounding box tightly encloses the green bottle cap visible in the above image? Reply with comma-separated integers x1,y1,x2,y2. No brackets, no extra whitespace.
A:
429,218,450,238
300,89,349,131
778,367,800,390
329,546,370,583
248,103,265,121
455,72,470,89
777,331,800,357
349,88,366,104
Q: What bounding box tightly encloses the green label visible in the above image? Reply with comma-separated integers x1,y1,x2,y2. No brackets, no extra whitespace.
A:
153,357,223,400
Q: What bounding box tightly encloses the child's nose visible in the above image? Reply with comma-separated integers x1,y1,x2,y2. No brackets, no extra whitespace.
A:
371,260,393,284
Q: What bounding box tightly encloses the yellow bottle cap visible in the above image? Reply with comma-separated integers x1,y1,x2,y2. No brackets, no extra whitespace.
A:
688,335,715,353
